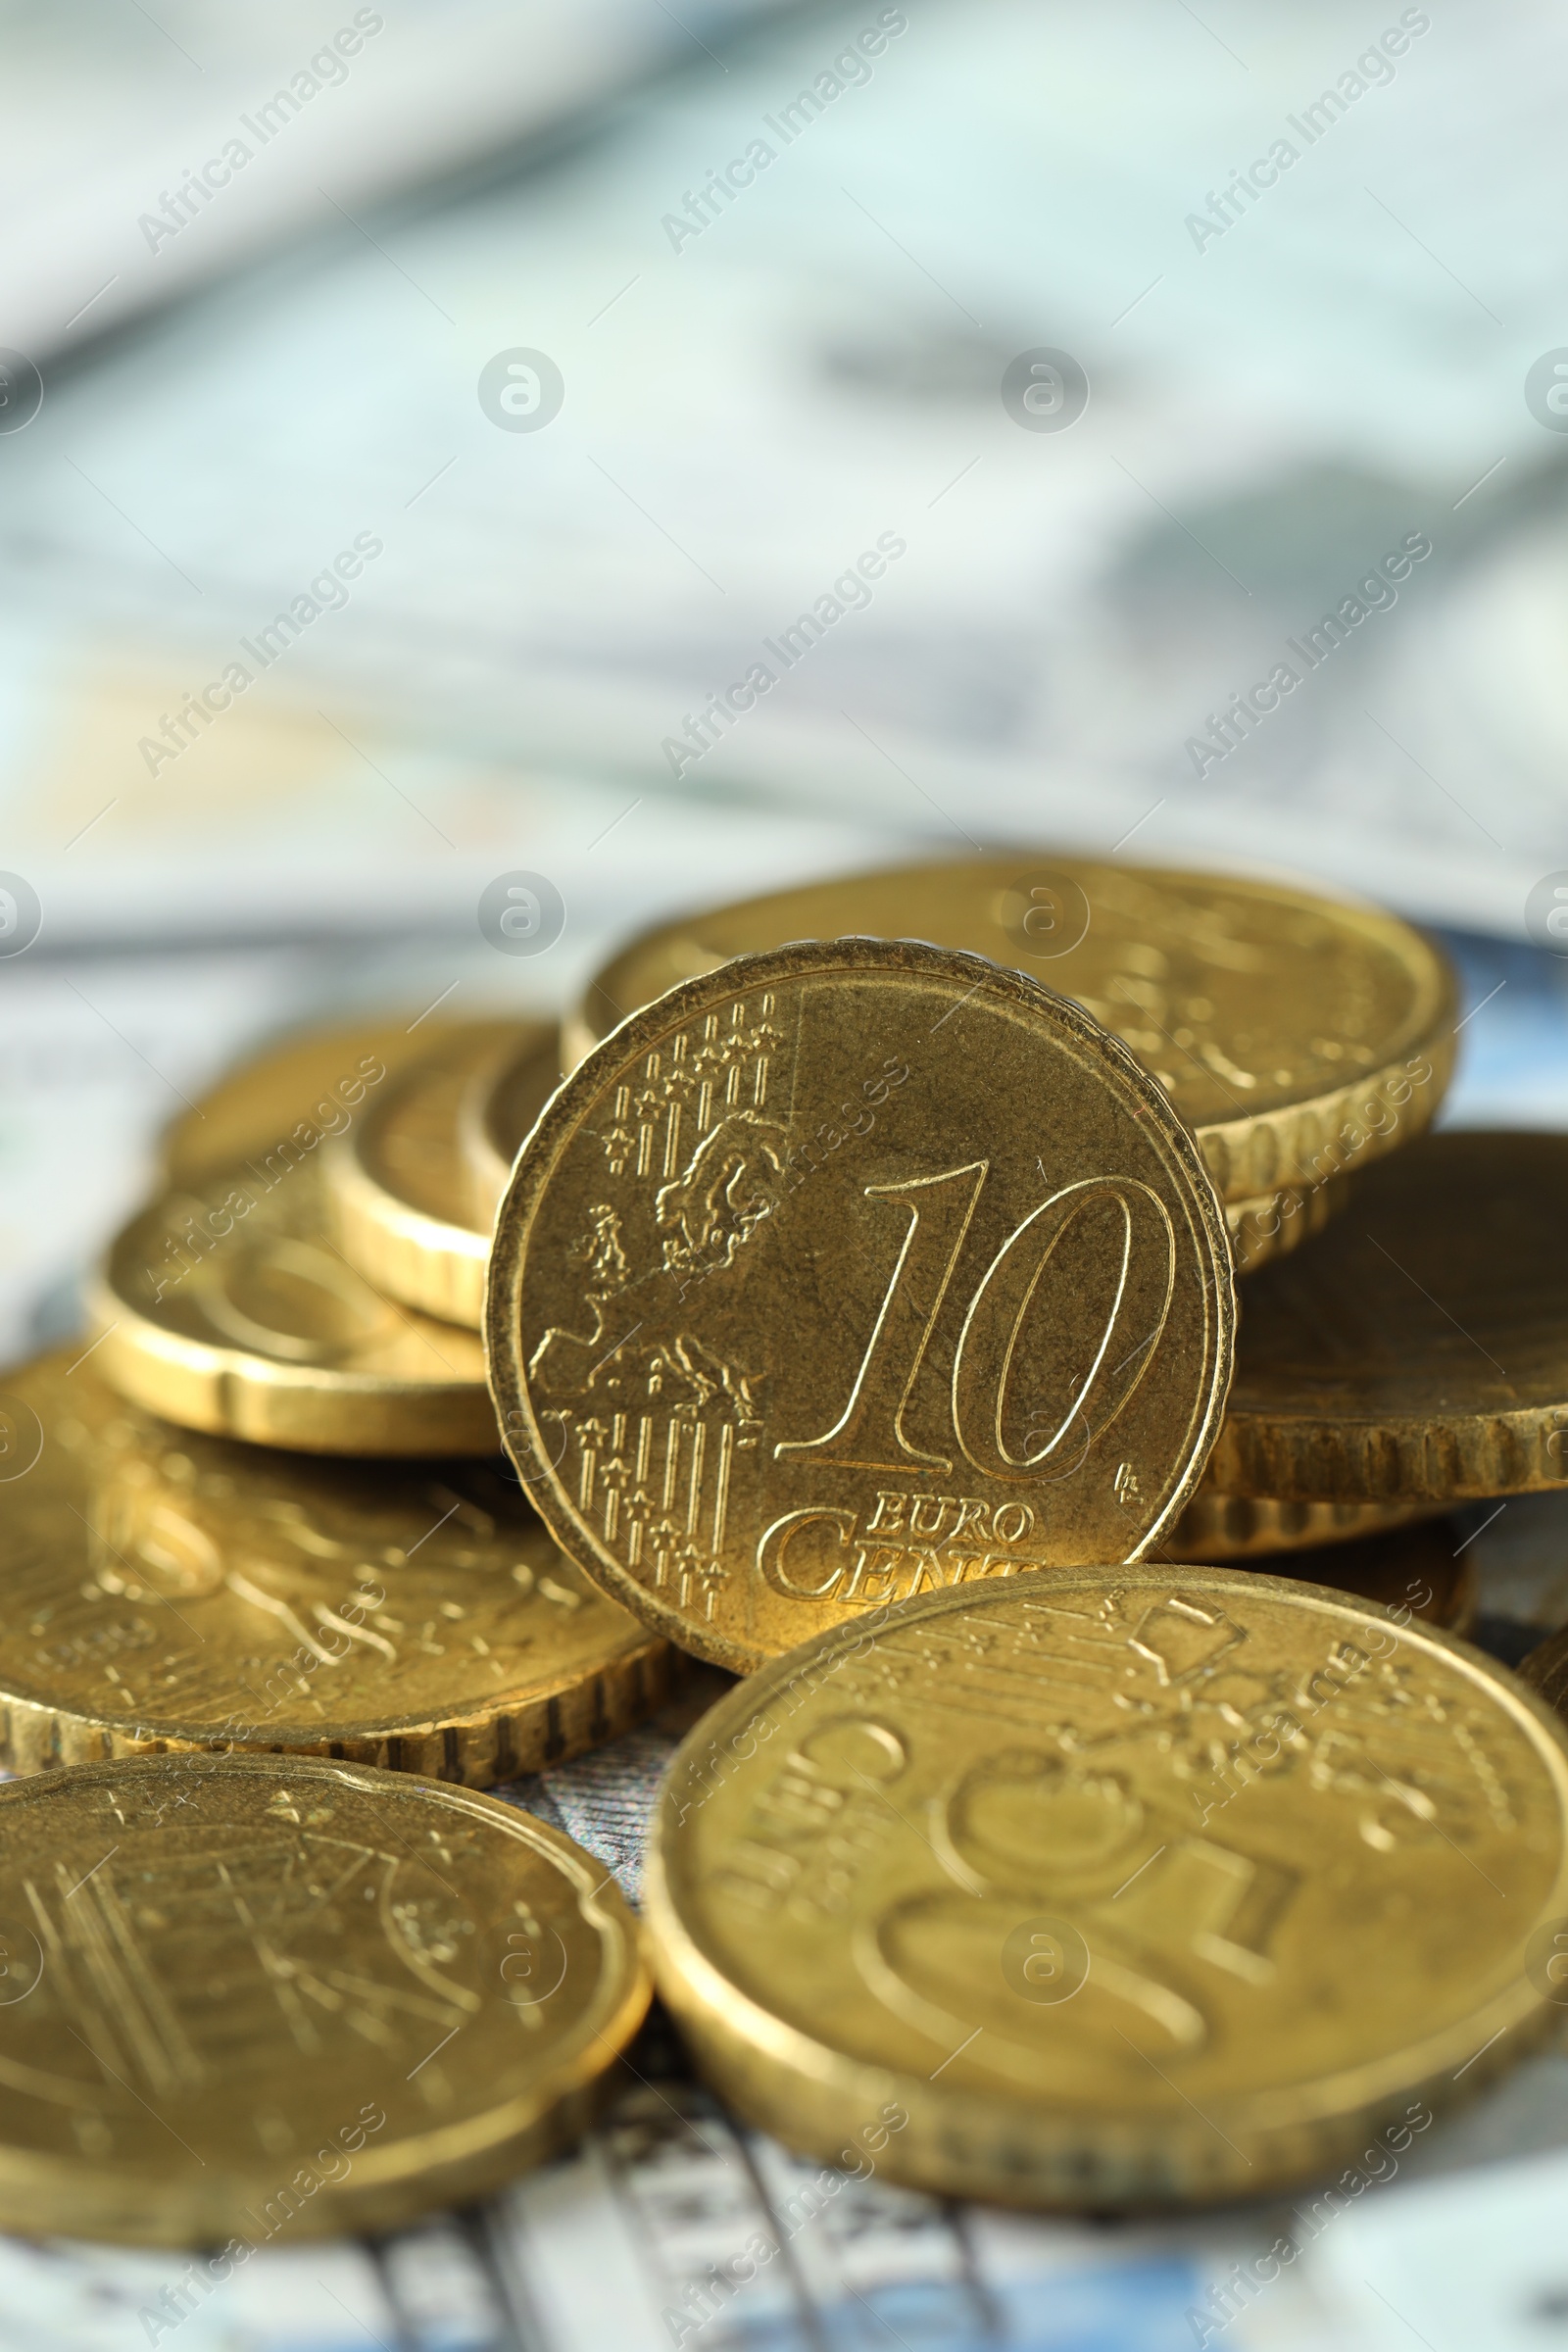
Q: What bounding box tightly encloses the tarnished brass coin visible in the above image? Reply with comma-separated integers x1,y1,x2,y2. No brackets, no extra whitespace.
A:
488,939,1235,1674
1226,1174,1344,1274
160,1020,458,1188
1165,1491,1437,1561
459,1028,565,1228
88,1158,497,1455
646,1568,1568,2208
1208,1133,1568,1502
0,1751,648,2244
569,859,1456,1201
323,1021,554,1328
0,1352,670,1782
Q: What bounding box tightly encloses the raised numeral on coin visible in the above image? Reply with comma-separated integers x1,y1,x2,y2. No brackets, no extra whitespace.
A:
777,1161,1175,1480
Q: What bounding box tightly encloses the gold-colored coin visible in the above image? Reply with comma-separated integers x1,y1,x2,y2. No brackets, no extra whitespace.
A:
459,1028,566,1227
1208,1132,1568,1502
646,1567,1568,2208
1165,1491,1437,1561
88,1157,497,1455
0,1352,671,1782
569,858,1456,1200
160,1019,459,1187
0,1751,648,2244
323,1021,555,1328
488,939,1235,1674
1226,1173,1345,1274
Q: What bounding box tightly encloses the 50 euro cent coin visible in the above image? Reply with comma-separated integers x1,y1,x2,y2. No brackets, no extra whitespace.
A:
645,1569,1568,2207
486,939,1235,1674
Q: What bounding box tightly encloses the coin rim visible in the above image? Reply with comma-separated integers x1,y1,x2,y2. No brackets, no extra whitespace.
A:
487,936,1237,1675
457,1028,566,1230
564,860,1459,1199
1207,1132,1568,1502
321,1022,547,1330
644,1565,1568,2207
0,1750,651,2244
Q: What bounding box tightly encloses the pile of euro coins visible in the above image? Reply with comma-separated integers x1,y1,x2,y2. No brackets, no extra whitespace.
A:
6,855,1568,2243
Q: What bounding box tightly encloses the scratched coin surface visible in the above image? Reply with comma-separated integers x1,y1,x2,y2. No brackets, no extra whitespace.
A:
0,1752,648,2244
324,1020,554,1328
459,1027,566,1227
0,1351,669,1783
568,859,1456,1201
646,1569,1568,2208
89,1158,497,1455
160,1019,459,1188
1207,1133,1568,1502
488,939,1235,1674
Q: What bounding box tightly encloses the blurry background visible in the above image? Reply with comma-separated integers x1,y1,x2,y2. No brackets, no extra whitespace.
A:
5,7,1568,2346
3,0,1568,1358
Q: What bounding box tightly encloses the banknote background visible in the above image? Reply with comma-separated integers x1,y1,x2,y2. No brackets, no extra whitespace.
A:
4,0,1568,2342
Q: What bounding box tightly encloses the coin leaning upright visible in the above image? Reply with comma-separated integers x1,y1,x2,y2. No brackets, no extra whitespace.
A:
645,1569,1568,2208
486,940,1236,1674
0,1753,648,2244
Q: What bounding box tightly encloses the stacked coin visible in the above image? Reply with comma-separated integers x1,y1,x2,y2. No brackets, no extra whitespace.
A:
10,852,1568,2241
0,1015,666,2241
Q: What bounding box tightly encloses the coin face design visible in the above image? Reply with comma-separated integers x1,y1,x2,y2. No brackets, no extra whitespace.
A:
0,1753,648,2244
0,1353,668,1782
488,940,1235,1672
568,859,1457,1198
646,1571,1568,2207
1208,1132,1568,1502
90,1159,497,1455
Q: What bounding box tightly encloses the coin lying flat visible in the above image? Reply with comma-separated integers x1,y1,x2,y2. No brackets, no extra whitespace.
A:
0,1752,648,2244
489,938,1235,1674
323,1021,555,1329
459,1028,565,1228
88,1158,497,1454
160,1019,459,1188
568,858,1456,1203
1226,1174,1344,1274
1207,1133,1568,1503
0,1352,670,1782
647,1568,1568,2208
1165,1491,1437,1561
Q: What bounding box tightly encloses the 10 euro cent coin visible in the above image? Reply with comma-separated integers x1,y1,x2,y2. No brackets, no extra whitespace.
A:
485,940,1235,1673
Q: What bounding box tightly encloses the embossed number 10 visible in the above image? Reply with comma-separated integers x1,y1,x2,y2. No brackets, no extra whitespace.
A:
776,1160,1175,1481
